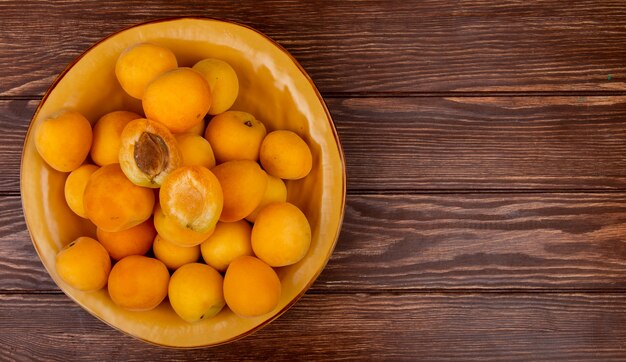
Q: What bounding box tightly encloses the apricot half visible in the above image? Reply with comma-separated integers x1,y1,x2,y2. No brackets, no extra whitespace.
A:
211,160,268,222
90,110,141,166
119,118,182,188
115,42,178,99
204,111,266,163
83,164,155,232
108,255,169,311
159,166,223,233
143,68,212,133
35,111,93,172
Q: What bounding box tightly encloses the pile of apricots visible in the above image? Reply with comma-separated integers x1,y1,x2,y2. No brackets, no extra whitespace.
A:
36,42,313,322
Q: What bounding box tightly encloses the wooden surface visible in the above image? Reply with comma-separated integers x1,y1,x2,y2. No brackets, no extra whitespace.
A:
2,1,626,359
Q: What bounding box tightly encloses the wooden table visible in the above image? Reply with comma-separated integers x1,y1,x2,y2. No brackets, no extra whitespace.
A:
3,1,626,359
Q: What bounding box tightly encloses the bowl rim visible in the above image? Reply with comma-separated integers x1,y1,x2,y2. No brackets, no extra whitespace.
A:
20,16,347,348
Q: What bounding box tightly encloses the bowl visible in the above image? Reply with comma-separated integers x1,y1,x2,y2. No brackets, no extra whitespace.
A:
20,17,345,347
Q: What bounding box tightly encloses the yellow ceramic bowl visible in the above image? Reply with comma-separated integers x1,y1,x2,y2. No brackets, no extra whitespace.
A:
20,18,345,347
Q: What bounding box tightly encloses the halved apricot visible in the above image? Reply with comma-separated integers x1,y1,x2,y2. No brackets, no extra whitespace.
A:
119,118,181,188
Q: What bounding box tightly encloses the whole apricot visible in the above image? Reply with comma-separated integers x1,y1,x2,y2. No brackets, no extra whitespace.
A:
169,263,225,322
153,205,215,247
211,160,268,222
96,218,156,260
245,175,287,223
34,111,93,172
143,68,212,133
204,111,266,163
223,256,281,318
115,42,178,99
192,58,239,115
251,202,311,267
183,119,206,136
55,237,111,292
90,111,141,166
83,164,155,232
175,133,216,169
118,118,182,188
64,164,99,218
153,234,200,270
260,130,312,180
200,220,253,272
160,166,223,233
108,255,169,311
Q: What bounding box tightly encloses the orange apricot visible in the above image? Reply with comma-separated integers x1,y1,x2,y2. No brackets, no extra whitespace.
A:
223,256,281,318
115,42,178,99
204,111,266,163
245,175,287,223
152,234,200,270
64,164,99,218
200,220,253,272
107,255,169,311
260,130,312,180
153,205,214,247
83,164,155,232
90,110,141,166
175,133,216,168
55,237,111,292
211,160,268,222
34,111,93,172
159,166,223,233
96,218,156,260
192,58,239,115
168,263,225,322
118,118,182,188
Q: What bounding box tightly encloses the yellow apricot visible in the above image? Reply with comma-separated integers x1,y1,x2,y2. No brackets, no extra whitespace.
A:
200,220,253,272
245,175,287,223
34,111,93,172
118,118,182,188
64,164,99,218
115,42,178,99
183,119,206,136
192,58,239,115
96,218,156,260
153,234,200,270
260,130,312,180
204,111,266,163
223,256,281,318
90,111,141,166
159,166,223,233
83,164,155,232
143,68,212,133
175,133,216,168
108,255,169,311
168,263,225,322
211,160,268,222
251,202,311,267
153,205,215,247
55,237,111,292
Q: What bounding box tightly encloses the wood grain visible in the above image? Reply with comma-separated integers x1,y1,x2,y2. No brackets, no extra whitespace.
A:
2,1,626,96
6,193,626,292
2,292,625,360
5,96,626,193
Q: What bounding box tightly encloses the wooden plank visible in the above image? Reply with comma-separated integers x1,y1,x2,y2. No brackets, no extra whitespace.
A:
5,97,626,193
2,1,626,96
6,193,626,292
1,292,625,360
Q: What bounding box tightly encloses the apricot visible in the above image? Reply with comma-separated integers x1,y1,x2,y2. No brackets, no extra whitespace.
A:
115,42,178,99
153,234,200,270
34,111,93,172
223,256,281,318
169,263,225,322
204,111,266,163
143,68,212,133
118,118,182,188
108,255,169,311
90,110,141,166
160,166,223,233
55,237,111,292
183,119,206,136
251,202,311,267
245,175,287,223
83,164,155,232
64,164,99,218
153,205,214,247
96,218,156,260
175,133,216,169
211,160,268,222
260,130,312,180
200,220,253,272
192,58,239,115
